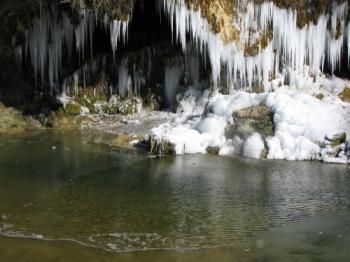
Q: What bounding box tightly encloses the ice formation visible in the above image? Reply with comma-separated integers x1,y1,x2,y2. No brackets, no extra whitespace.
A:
243,133,265,159
110,19,129,55
16,2,130,93
11,0,350,164
164,63,182,105
159,0,350,90
117,58,132,96
151,76,350,162
347,22,350,66
15,0,350,96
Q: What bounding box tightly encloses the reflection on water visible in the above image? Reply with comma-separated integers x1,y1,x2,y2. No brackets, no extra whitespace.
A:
0,131,349,258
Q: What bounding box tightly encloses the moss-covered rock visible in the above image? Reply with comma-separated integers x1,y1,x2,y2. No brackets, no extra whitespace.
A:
227,105,274,139
339,88,350,103
65,103,81,116
315,93,324,100
51,116,78,130
105,95,142,115
71,0,134,20
0,102,30,133
147,135,175,155
206,146,220,155
143,91,160,111
326,133,347,147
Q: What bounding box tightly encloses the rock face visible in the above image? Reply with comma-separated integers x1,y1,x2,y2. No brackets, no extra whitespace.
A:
227,105,274,140
185,0,347,52
71,0,134,20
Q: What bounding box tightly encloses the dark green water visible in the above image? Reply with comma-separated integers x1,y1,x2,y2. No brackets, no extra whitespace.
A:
0,131,349,261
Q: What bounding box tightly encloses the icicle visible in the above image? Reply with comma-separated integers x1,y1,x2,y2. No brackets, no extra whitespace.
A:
17,0,350,95
187,52,200,85
160,0,349,92
164,59,182,106
110,20,129,55
146,47,153,78
347,23,350,66
326,33,344,75
73,72,79,95
14,46,23,70
20,1,132,94
118,58,132,97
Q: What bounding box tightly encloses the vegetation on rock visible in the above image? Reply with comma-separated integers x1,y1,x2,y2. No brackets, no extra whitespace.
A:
228,105,274,140
339,88,350,103
0,102,31,133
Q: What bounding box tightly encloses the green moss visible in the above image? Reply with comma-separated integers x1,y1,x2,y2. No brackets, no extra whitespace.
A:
327,133,346,147
143,92,159,111
105,96,142,116
65,103,81,116
339,88,350,102
0,102,29,133
230,105,274,139
148,136,175,155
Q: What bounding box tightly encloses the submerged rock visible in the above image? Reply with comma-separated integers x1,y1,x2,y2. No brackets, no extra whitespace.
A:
110,133,141,150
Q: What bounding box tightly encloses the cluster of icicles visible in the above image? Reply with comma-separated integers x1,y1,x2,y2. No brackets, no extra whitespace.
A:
61,46,156,99
14,3,129,94
159,0,350,91
15,0,350,96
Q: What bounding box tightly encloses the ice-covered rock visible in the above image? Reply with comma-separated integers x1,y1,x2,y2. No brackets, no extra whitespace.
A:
150,80,350,163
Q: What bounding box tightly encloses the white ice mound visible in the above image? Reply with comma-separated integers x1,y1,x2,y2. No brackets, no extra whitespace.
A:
150,82,350,163
243,133,265,159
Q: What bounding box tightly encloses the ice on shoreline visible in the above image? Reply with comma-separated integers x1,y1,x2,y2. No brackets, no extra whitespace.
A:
151,76,350,163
